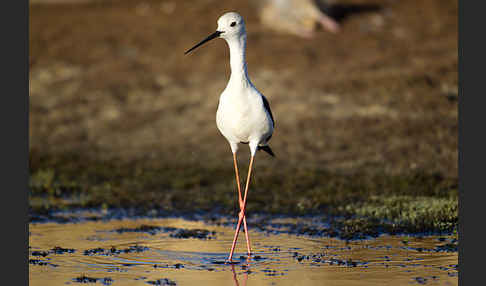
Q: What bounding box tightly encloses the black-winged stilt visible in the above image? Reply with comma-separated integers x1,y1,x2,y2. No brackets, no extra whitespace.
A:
185,12,275,262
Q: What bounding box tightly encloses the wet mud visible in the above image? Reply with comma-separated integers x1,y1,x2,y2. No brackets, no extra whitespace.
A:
146,278,177,285
112,225,216,239
29,207,457,241
72,275,113,285
30,216,458,286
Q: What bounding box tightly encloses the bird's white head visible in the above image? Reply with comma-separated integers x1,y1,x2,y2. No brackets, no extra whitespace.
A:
216,12,246,40
185,12,246,55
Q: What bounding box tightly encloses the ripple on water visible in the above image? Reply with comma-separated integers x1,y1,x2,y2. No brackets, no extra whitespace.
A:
29,217,458,286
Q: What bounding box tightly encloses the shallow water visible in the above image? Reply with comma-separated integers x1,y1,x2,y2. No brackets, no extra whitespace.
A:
29,217,458,286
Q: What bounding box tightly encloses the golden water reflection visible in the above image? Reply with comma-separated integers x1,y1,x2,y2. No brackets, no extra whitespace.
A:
29,217,458,286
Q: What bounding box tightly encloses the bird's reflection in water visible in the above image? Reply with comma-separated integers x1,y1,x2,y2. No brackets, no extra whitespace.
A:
231,263,249,286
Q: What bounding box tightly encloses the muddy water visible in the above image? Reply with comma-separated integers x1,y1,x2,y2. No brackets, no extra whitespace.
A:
29,217,458,286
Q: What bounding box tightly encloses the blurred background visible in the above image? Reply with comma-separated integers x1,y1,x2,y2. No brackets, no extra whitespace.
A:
29,0,458,223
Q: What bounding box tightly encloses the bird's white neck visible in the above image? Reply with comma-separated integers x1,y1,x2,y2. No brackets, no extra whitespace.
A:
225,34,251,88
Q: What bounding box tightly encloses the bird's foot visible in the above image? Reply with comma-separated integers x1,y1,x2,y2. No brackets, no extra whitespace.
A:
225,259,239,265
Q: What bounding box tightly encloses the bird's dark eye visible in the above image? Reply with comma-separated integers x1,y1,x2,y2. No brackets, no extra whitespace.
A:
230,21,236,27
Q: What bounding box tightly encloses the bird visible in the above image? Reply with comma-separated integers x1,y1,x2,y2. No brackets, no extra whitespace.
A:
185,12,275,262
258,0,340,38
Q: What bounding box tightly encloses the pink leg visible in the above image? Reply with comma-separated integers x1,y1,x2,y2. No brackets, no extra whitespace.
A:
242,215,252,256
318,13,340,33
228,213,244,262
228,155,255,262
232,154,252,256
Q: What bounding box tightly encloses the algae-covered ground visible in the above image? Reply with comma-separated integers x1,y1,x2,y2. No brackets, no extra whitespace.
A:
29,0,458,237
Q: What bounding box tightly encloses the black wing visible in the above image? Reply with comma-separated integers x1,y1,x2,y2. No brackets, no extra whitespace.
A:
262,95,275,128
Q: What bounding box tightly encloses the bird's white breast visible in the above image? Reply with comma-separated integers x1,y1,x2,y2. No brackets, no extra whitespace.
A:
216,87,273,145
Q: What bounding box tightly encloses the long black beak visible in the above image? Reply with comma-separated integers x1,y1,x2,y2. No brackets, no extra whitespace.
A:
184,31,223,55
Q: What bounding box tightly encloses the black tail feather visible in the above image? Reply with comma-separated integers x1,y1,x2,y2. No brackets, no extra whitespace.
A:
258,145,275,157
